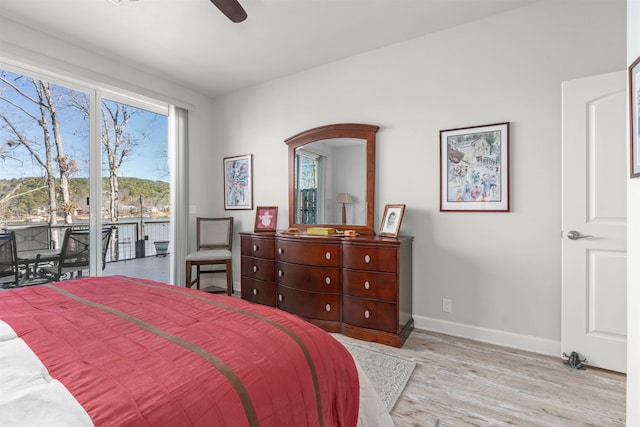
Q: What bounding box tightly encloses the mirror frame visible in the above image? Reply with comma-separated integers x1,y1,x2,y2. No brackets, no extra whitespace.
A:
285,123,379,235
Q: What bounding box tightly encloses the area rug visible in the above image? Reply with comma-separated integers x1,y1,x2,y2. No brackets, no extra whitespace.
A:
340,341,416,412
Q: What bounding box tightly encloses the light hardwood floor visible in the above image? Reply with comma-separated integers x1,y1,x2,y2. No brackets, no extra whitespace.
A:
337,329,626,427
115,265,625,426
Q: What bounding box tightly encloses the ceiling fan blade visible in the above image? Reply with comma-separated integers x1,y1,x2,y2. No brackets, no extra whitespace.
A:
210,0,247,23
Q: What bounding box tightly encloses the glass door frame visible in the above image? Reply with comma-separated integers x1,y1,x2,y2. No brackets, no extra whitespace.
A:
95,89,170,279
1,60,173,280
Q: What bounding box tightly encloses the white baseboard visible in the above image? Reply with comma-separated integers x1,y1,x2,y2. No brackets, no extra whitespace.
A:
413,314,560,358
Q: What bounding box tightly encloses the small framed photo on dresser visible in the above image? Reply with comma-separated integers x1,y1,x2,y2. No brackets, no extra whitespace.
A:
379,204,405,238
254,206,278,232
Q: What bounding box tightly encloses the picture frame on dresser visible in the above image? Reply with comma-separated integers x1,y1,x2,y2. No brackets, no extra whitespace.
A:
630,55,640,178
224,154,253,210
379,204,405,238
254,206,278,232
440,122,510,212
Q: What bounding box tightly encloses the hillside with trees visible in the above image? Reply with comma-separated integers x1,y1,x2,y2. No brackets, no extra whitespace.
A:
0,177,169,222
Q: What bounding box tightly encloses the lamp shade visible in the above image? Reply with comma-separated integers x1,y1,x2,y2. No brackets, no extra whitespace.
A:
336,193,353,204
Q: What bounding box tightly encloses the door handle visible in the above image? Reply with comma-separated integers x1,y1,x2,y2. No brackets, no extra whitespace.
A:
566,230,594,240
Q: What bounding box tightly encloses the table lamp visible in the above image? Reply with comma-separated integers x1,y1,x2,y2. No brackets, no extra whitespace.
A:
336,193,353,225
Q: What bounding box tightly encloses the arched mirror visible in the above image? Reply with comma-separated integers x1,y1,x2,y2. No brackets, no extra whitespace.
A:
286,123,378,235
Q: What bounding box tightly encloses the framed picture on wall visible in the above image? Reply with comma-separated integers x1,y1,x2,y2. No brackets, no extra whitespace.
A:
224,154,253,210
379,204,405,238
630,55,640,178
440,122,510,212
254,206,278,232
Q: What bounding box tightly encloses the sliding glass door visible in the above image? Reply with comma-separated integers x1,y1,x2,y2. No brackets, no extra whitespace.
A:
0,67,93,279
100,95,169,282
0,65,171,283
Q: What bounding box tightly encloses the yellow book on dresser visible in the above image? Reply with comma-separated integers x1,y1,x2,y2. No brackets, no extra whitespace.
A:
306,227,336,235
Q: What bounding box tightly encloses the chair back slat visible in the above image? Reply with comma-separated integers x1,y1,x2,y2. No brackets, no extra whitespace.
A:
197,217,233,250
0,232,19,285
101,228,112,270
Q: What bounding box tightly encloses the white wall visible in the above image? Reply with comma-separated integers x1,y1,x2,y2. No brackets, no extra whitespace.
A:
331,145,367,225
627,1,639,424
210,0,626,354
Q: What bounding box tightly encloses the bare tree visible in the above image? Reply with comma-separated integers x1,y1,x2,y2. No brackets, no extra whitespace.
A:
70,95,140,222
38,81,77,223
0,74,77,228
102,102,135,222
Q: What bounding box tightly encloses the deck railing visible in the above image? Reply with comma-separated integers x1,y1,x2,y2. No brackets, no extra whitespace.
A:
4,219,170,263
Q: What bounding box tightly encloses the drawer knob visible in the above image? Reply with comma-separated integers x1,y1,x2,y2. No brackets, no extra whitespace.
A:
253,288,258,295
278,247,283,255
364,310,370,319
325,276,331,285
364,254,371,264
364,281,370,290
325,252,331,260
325,304,331,312
252,265,258,273
252,244,258,252
278,294,283,302
278,270,284,277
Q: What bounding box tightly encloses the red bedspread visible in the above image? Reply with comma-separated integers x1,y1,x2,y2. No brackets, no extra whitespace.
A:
0,276,359,427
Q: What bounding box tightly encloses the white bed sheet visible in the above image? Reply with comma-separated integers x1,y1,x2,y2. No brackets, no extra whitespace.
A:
0,320,92,427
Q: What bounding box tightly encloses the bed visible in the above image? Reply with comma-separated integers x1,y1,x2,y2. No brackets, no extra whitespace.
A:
0,275,392,427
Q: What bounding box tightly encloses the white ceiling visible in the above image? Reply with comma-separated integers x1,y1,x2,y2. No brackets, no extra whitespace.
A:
0,0,537,98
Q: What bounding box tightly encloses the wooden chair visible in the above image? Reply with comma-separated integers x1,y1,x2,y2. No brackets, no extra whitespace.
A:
0,231,20,288
38,228,112,281
185,217,233,295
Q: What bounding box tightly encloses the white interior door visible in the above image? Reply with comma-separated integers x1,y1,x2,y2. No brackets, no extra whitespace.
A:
561,70,627,373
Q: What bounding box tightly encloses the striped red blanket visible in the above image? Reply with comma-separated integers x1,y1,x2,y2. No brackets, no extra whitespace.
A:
0,275,360,426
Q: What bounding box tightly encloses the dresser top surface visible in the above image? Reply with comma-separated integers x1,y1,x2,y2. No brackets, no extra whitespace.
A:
240,231,413,245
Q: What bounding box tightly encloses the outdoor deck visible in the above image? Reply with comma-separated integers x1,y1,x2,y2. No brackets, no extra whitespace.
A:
106,255,232,293
103,255,171,284
2,221,173,287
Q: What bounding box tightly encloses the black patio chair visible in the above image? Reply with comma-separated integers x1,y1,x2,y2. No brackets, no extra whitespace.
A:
38,228,112,281
0,231,20,288
8,224,52,253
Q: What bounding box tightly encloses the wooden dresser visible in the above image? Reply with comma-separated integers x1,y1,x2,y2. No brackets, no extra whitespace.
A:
240,233,277,306
240,232,413,347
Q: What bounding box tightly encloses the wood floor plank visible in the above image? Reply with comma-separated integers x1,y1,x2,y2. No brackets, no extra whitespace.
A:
337,329,626,426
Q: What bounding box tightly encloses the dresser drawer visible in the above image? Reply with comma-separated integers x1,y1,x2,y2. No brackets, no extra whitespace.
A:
342,245,397,272
241,277,277,306
277,286,340,321
276,261,340,293
342,270,397,301
241,256,275,281
241,235,275,259
342,295,397,334
276,239,340,267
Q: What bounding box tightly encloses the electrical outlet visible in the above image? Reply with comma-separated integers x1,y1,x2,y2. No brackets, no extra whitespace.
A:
442,298,452,313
